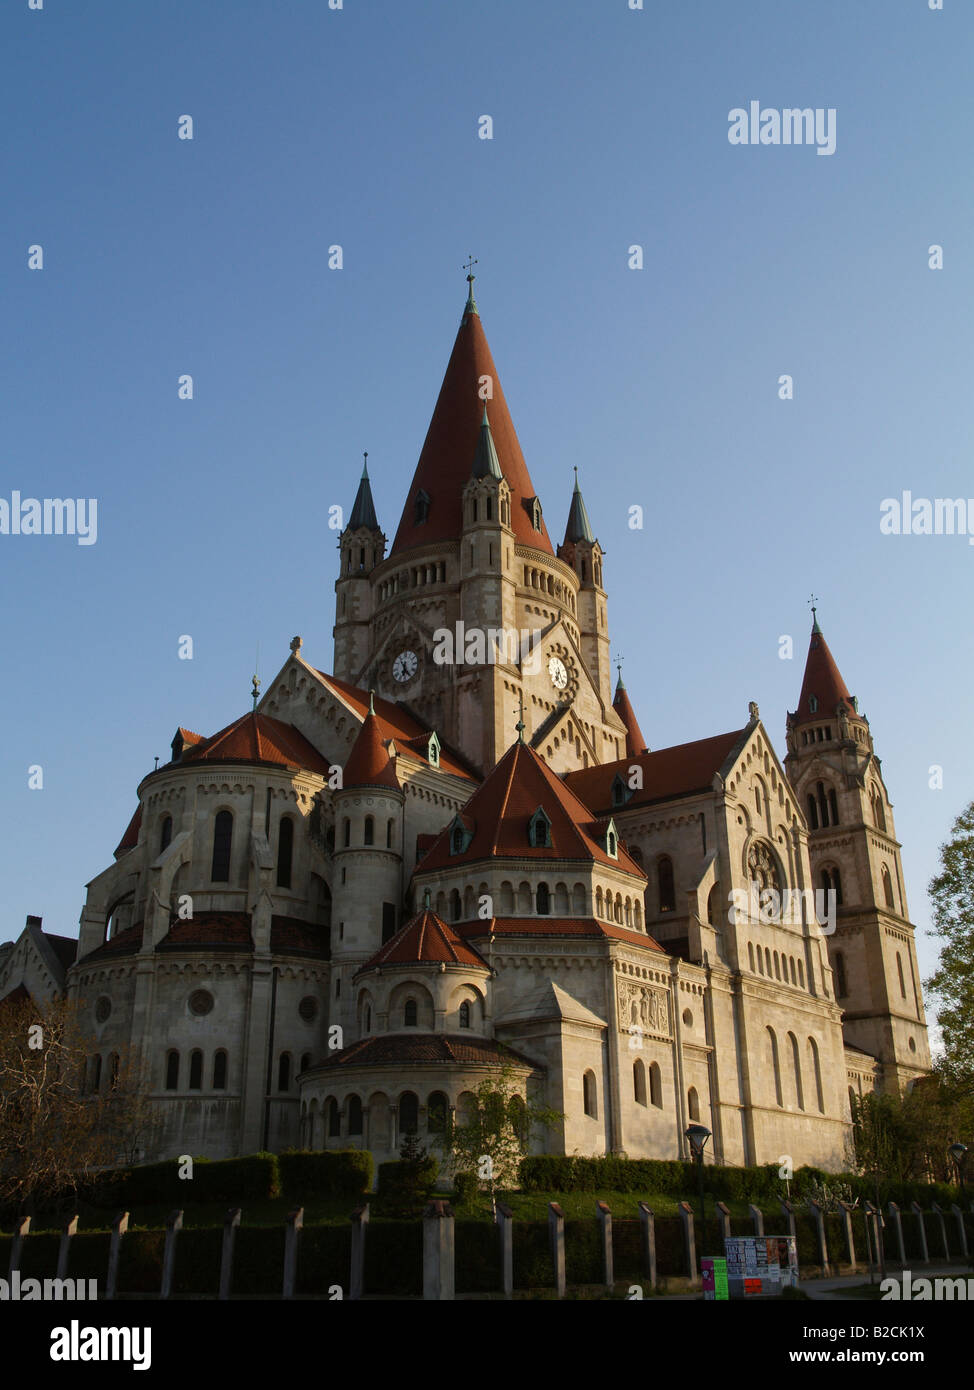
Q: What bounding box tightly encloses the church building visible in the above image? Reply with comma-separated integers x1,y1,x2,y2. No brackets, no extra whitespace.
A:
1,276,931,1171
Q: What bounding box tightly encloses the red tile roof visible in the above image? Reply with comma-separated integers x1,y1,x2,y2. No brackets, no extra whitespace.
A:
181,711,332,775
613,682,648,758
270,916,330,958
316,672,477,781
458,917,667,950
563,727,749,814
115,805,142,855
389,300,554,558
417,739,645,875
311,1034,541,1071
158,912,254,950
357,908,488,974
790,624,857,724
80,922,144,963
342,707,400,791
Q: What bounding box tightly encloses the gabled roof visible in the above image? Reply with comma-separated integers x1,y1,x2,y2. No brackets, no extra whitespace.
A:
457,917,666,950
790,620,858,724
180,711,332,775
416,739,645,875
310,1034,541,1071
496,980,607,1029
563,727,750,815
315,672,477,781
357,908,488,974
612,676,648,758
342,701,400,791
389,291,553,556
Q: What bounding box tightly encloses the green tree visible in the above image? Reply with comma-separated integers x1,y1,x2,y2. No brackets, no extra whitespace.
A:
926,800,974,1093
443,1064,562,1214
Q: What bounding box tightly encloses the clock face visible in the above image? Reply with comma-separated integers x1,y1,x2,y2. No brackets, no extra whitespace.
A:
548,656,568,691
393,649,418,683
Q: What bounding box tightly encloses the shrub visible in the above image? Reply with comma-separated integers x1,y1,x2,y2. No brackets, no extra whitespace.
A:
375,1156,438,1218
91,1152,280,1208
278,1149,373,1201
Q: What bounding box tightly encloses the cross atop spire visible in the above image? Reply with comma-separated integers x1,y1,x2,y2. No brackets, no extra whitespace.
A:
514,691,526,743
614,654,625,691
463,255,478,316
809,593,821,633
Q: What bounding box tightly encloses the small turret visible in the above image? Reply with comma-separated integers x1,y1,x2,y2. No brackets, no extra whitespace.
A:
334,455,386,682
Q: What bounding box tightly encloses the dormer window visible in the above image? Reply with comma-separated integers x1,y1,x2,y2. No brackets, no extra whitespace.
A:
427,732,441,768
170,731,184,762
809,694,818,713
452,827,464,854
414,489,431,525
527,496,543,531
603,817,620,859
448,814,472,856
528,807,552,848
611,775,629,808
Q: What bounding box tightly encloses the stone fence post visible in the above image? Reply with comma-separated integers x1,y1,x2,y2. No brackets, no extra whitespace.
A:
423,1199,454,1301
837,1201,856,1267
807,1200,829,1273
106,1212,129,1301
548,1202,566,1298
219,1208,241,1301
715,1201,732,1246
283,1207,303,1299
780,1200,797,1245
909,1201,929,1264
350,1204,369,1301
749,1204,764,1237
8,1216,30,1277
597,1201,613,1290
930,1202,950,1260
160,1210,183,1299
678,1201,696,1279
951,1204,969,1260
887,1202,905,1265
56,1215,78,1281
496,1202,513,1298
638,1202,657,1289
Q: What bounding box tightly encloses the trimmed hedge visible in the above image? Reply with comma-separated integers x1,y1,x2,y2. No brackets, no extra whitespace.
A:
92,1153,280,1207
518,1155,782,1202
277,1149,373,1201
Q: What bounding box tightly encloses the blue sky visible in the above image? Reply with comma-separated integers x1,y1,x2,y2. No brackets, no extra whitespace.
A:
1,1,970,1037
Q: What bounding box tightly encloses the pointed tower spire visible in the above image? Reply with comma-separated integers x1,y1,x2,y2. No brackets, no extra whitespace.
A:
792,614,857,723
612,660,648,757
563,466,595,544
348,452,379,531
471,405,503,479
343,693,400,790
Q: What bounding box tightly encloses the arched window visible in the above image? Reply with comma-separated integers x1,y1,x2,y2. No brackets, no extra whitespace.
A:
821,866,843,906
807,794,819,830
817,782,829,828
633,1059,647,1106
450,889,462,922
160,815,173,853
343,818,351,848
834,950,848,998
707,885,719,926
687,1087,700,1122
873,791,887,832
211,810,233,881
348,1094,363,1136
536,882,551,915
882,865,895,910
767,1027,783,1106
213,1050,227,1090
328,1098,341,1137
278,1052,291,1092
828,788,839,825
404,998,418,1027
189,1049,203,1090
797,959,805,988
596,886,604,917
399,1091,419,1135
277,816,294,888
896,951,907,999
364,1004,372,1032
428,1091,448,1134
789,1032,804,1110
748,942,755,972
108,1053,119,1089
300,1052,311,1074
165,1050,179,1091
773,951,781,980
364,816,374,846
807,1036,825,1112
657,856,675,913
386,819,394,849
451,827,465,854
649,1062,663,1108
458,1001,471,1029
583,1070,598,1118
91,1054,102,1092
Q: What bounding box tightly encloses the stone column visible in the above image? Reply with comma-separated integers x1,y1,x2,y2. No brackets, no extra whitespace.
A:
638,1202,657,1289
423,1200,455,1301
9,1216,30,1277
887,1202,906,1265
910,1201,929,1263
106,1212,129,1300
597,1201,613,1289
807,1200,829,1273
930,1202,950,1259
951,1205,969,1259
219,1208,241,1300
749,1204,764,1237
678,1200,697,1278
56,1215,79,1281
496,1203,513,1299
282,1207,303,1299
548,1202,566,1298
160,1210,183,1299
715,1201,732,1245
350,1204,369,1301
837,1201,856,1267
780,1199,797,1245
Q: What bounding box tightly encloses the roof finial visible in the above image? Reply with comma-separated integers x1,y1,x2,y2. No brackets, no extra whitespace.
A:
573,465,579,490
368,689,376,715
614,653,625,691
515,690,526,743
362,450,369,479
809,593,821,634
423,886,431,909
463,254,478,315
252,673,261,711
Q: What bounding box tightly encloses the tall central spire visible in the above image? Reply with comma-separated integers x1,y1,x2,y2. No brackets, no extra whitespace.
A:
389,280,553,557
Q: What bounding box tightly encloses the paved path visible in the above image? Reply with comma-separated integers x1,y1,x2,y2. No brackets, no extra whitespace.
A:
801,1262,970,1300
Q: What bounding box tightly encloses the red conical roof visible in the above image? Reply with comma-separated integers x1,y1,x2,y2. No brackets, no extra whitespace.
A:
792,622,857,723
390,298,554,556
342,704,400,791
357,908,488,973
181,712,332,774
613,680,648,757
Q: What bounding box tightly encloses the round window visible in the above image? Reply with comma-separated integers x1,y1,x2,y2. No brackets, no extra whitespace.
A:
682,1009,693,1028
189,989,214,1016
95,996,112,1023
299,996,318,1022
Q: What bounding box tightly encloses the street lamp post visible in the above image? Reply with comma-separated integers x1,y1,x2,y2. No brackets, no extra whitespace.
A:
685,1123,711,1258
948,1142,968,1192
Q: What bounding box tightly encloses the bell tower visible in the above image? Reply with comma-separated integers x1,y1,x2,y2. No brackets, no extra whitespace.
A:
334,456,385,683
784,610,931,1091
